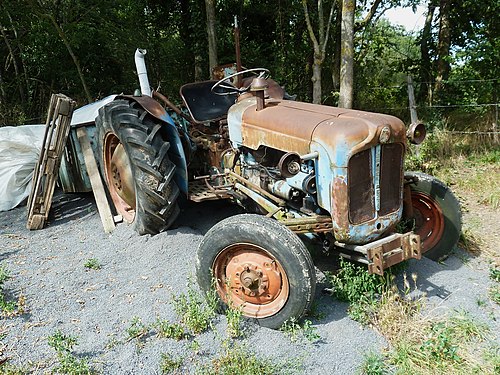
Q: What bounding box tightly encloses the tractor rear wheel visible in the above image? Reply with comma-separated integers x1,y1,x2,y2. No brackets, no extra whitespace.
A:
405,171,462,261
196,214,316,329
95,99,180,235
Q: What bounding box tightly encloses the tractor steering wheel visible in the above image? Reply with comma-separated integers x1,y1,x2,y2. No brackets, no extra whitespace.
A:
211,68,270,96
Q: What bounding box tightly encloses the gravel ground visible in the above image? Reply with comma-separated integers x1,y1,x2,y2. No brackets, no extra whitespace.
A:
0,191,498,374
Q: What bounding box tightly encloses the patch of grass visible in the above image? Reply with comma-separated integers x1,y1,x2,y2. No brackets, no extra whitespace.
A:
280,318,320,343
189,339,200,354
386,311,494,374
489,285,500,305
490,267,500,282
47,330,92,374
83,258,101,270
326,258,394,322
358,351,387,375
0,265,25,317
195,342,283,375
154,319,188,340
159,353,183,374
222,290,244,338
126,316,149,341
172,282,216,335
489,266,500,305
406,131,500,209
0,362,30,375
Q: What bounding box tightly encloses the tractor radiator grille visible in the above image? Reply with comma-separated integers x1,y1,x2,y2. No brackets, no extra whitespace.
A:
348,148,375,224
379,143,404,216
348,144,404,224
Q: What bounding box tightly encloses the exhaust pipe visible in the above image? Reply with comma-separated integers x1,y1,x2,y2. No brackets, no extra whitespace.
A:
135,48,151,96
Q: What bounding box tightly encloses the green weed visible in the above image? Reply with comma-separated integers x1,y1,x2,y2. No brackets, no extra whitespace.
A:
126,316,149,341
47,330,92,375
154,319,188,340
280,318,320,343
358,351,387,375
189,340,200,354
0,362,30,375
172,283,216,335
489,285,500,305
159,353,183,374
83,258,101,270
0,265,25,317
490,267,500,282
195,342,282,375
489,266,500,305
305,301,326,321
387,311,493,374
326,258,393,322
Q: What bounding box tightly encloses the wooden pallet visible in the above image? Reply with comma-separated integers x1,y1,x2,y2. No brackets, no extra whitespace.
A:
27,94,76,230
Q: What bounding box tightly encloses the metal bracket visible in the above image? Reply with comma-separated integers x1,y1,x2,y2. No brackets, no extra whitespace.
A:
366,233,421,275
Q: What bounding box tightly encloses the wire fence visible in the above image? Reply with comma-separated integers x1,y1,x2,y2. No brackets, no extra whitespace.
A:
359,77,499,141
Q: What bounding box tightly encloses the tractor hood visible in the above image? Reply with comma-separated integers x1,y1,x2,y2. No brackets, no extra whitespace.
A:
227,97,406,164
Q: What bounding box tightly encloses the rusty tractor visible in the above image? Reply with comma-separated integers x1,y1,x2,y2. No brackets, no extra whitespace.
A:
70,49,461,329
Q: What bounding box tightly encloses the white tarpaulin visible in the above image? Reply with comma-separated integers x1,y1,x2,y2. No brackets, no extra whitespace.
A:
0,125,45,211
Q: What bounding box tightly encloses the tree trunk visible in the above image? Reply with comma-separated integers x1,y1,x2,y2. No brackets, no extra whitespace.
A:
339,0,355,109
434,0,451,96
312,61,322,104
419,3,436,105
205,0,218,79
302,0,335,104
331,9,342,91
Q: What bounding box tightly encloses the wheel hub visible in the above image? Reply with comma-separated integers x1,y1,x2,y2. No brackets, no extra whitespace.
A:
213,244,289,318
411,191,445,253
104,133,136,222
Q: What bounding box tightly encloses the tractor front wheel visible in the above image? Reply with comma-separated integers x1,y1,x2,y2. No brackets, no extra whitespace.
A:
96,99,180,235
405,171,462,261
196,214,316,329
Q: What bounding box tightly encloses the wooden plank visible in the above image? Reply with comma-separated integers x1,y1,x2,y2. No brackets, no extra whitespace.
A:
76,127,116,233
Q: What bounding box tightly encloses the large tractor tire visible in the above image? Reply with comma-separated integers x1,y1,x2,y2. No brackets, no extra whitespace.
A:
405,171,462,261
196,214,316,329
95,99,180,235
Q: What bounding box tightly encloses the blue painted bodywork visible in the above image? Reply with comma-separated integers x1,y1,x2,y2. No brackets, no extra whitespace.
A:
228,99,407,245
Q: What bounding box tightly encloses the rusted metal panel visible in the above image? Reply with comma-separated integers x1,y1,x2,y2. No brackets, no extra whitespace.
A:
239,99,331,154
281,216,333,234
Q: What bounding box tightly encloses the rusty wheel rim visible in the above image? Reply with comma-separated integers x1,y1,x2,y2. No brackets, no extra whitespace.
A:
411,192,445,253
213,243,289,319
103,133,136,223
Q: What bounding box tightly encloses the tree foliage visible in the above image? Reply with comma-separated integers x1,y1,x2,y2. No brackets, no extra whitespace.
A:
0,0,497,129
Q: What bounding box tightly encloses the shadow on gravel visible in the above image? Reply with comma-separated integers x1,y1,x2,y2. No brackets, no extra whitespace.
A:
47,191,96,228
0,249,21,262
175,199,242,235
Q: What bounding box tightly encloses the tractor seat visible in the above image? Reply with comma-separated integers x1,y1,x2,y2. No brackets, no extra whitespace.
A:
180,80,237,124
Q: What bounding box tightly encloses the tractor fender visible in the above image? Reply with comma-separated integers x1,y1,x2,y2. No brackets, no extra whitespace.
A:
116,94,188,194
